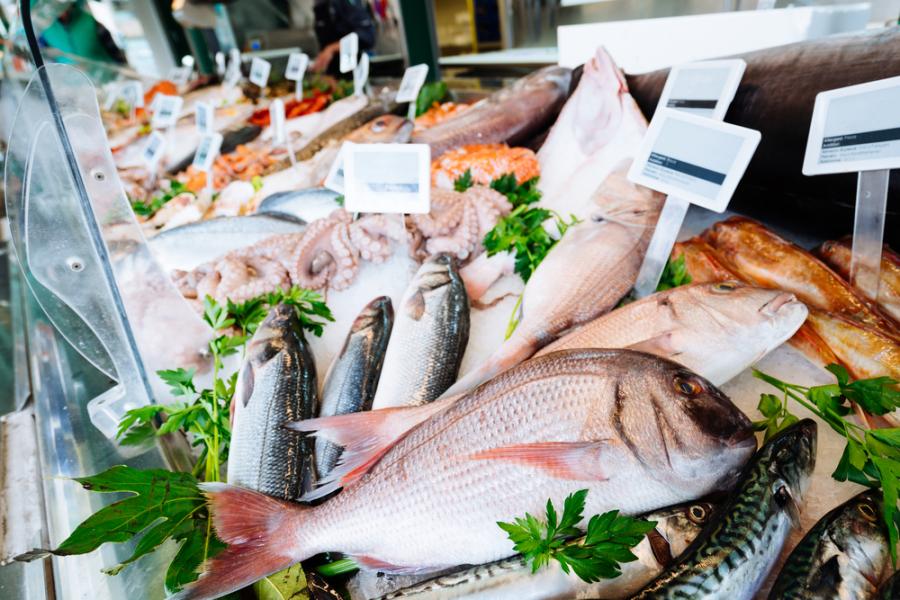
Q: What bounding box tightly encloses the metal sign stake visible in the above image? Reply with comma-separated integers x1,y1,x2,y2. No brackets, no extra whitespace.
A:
633,196,691,297
850,169,889,300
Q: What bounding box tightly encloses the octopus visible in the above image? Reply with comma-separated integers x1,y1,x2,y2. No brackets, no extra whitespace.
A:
172,210,406,305
407,186,511,262
431,143,540,190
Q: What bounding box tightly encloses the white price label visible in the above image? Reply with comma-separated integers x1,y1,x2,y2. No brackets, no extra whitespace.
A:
627,109,760,213
193,132,224,172
215,52,226,76
340,32,359,73
353,53,369,96
285,52,309,81
225,49,242,87
142,131,167,167
196,102,215,134
270,98,287,146
324,144,348,194
168,65,192,86
396,64,429,104
122,81,144,109
181,55,195,69
151,94,183,129
344,143,431,214
249,57,271,88
803,75,900,175
657,59,746,120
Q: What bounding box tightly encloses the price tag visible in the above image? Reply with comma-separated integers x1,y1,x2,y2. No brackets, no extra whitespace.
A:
215,51,226,76
193,132,224,172
142,131,167,168
285,52,309,81
151,94,184,129
396,64,429,104
656,59,745,120
121,81,144,109
168,65,192,86
181,55,195,70
344,143,431,214
225,49,242,88
270,98,287,146
339,32,359,73
353,53,369,97
628,109,760,213
249,57,271,88
324,144,348,194
196,101,215,134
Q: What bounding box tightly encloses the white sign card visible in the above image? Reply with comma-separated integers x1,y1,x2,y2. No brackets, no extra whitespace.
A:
340,32,359,73
270,98,287,146
225,50,242,87
396,64,429,103
181,55,195,69
168,65,192,86
285,52,309,81
324,143,349,194
249,57,272,88
344,143,431,214
215,51,226,76
121,81,144,109
353,53,370,97
803,75,900,175
193,132,224,172
142,131,167,167
151,94,184,129
196,101,215,134
656,59,746,120
627,109,760,213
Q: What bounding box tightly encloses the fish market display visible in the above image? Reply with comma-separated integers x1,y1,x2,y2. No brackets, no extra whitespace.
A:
369,501,718,600
371,254,469,410
817,238,900,324
410,66,572,159
247,90,330,126
632,419,817,600
804,311,900,383
444,168,663,396
768,490,889,599
431,144,540,189
316,296,393,479
537,282,807,386
414,101,470,132
228,303,319,500
174,350,755,600
257,187,344,223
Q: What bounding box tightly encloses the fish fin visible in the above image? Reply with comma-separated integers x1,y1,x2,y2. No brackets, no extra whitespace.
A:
352,555,442,575
470,441,610,480
169,484,305,600
626,332,678,357
289,400,452,500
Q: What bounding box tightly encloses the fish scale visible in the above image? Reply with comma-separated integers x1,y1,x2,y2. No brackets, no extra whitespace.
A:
631,420,816,600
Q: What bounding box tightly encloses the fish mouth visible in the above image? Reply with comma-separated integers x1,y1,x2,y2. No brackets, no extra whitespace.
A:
727,425,758,450
759,292,799,316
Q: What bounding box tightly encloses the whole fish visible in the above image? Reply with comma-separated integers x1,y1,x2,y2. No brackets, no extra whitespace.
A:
704,217,899,337
768,490,889,599
411,66,572,159
371,254,469,410
536,282,808,386
631,419,817,600
370,500,719,600
537,47,650,220
817,239,900,325
257,187,343,224
878,571,900,599
174,349,756,600
443,168,663,397
316,296,393,480
227,303,319,500
291,99,399,164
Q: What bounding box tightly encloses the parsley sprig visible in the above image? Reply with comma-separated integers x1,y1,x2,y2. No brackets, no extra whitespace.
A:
498,489,655,582
753,365,900,561
131,179,193,218
656,254,692,291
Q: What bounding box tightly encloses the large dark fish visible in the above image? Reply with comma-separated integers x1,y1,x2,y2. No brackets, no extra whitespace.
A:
768,490,889,600
315,296,393,479
411,66,572,158
624,28,900,244
630,419,817,600
227,303,318,500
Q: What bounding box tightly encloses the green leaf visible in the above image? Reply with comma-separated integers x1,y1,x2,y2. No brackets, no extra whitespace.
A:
415,81,448,117
254,563,309,600
454,169,474,192
315,558,359,577
656,254,692,291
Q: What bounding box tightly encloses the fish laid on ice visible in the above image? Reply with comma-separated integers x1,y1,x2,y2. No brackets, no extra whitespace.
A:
371,254,469,410
538,282,807,386
537,47,649,219
704,217,899,337
366,500,719,600
411,66,571,159
173,349,755,600
632,419,817,600
257,187,343,224
817,238,900,325
443,168,663,397
316,296,393,479
227,303,319,500
768,490,889,600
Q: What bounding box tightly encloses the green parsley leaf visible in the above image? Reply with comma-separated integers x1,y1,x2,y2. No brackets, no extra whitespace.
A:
454,169,474,192
335,194,345,207
415,81,449,117
267,286,335,337
656,254,692,291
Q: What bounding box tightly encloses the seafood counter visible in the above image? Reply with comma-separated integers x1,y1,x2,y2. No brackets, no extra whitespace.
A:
7,27,900,600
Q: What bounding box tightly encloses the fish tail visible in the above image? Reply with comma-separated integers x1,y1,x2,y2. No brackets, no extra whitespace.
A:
169,483,311,600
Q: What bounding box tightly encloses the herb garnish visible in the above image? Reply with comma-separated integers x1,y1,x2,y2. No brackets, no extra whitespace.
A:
131,180,193,218
498,489,655,582
416,81,449,117
454,169,474,192
656,254,692,291
753,365,900,561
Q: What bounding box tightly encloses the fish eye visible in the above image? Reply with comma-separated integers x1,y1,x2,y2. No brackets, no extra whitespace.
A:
858,502,878,522
713,282,738,293
674,376,703,397
371,119,386,132
687,504,709,523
